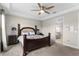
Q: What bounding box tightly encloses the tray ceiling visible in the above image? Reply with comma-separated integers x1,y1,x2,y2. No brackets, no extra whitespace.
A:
0,3,79,20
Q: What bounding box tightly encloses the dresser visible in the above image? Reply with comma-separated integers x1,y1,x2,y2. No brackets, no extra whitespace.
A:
8,35,19,45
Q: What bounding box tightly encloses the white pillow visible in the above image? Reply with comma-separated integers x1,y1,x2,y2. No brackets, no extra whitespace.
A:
29,32,35,35
22,32,29,35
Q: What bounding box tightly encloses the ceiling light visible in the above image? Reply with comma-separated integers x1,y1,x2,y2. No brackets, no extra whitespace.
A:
40,10,44,13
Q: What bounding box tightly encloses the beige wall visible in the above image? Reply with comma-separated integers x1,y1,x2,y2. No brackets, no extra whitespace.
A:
5,15,42,36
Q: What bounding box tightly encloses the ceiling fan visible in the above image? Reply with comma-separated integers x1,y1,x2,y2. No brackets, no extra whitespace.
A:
32,3,55,15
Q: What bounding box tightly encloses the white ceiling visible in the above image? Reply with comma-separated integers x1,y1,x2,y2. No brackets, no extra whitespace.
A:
1,3,79,20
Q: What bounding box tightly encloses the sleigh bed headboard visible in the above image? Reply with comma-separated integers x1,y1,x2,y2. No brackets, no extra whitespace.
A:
17,24,38,36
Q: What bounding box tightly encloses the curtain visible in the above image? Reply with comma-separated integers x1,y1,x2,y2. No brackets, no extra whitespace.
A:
1,10,7,51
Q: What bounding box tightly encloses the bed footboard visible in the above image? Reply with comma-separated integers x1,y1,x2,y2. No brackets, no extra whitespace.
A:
23,33,51,56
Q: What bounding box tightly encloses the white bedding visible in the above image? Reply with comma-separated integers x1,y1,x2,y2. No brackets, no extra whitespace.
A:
17,35,47,46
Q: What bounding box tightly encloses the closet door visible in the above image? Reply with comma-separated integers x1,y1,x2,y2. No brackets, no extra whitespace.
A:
63,11,78,48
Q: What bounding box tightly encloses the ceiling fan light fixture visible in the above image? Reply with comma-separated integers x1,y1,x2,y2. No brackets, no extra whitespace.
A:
32,3,55,15
40,10,44,13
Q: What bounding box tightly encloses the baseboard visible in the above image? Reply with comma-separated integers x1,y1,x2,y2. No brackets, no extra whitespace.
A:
63,43,79,49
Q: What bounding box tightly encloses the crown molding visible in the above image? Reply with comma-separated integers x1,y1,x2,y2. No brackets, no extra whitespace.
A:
8,10,41,21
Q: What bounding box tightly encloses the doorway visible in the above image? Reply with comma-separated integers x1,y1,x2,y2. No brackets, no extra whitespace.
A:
55,17,64,44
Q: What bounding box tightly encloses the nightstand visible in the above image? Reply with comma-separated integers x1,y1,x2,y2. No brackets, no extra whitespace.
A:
8,35,19,46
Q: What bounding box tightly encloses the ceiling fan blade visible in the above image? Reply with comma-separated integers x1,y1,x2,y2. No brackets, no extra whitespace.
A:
38,3,41,8
42,6,45,10
46,6,54,10
32,10,40,11
44,10,50,14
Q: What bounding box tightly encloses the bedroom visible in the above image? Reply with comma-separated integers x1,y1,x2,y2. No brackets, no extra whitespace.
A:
0,3,79,56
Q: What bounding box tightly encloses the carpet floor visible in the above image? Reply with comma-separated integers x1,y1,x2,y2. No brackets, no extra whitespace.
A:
0,43,79,56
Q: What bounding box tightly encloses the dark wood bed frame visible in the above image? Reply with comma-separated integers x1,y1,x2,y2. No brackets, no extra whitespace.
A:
17,24,51,56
